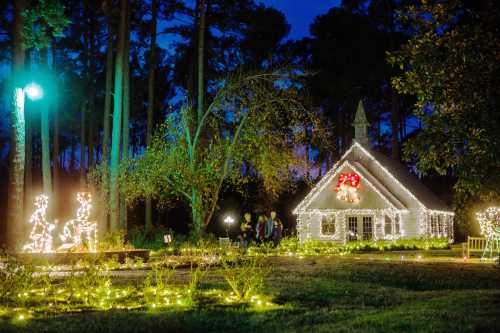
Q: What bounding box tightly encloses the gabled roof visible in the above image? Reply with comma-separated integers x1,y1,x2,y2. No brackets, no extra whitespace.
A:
293,141,453,214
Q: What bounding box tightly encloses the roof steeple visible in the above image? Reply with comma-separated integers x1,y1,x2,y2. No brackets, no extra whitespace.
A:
353,100,370,146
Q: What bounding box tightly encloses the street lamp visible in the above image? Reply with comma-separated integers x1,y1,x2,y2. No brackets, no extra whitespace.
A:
25,82,44,101
224,215,235,237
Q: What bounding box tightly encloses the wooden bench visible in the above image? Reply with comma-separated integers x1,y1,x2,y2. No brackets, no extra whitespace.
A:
467,236,486,257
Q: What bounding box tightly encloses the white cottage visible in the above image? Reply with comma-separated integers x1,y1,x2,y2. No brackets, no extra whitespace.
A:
293,101,454,244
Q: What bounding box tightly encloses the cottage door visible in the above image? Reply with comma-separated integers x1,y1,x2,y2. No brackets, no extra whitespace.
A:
347,216,374,241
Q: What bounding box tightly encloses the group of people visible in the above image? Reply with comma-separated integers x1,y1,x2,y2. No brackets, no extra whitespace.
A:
239,211,283,249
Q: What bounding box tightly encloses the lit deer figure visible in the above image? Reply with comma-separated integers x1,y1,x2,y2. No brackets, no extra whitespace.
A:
23,194,55,253
59,192,97,252
476,207,500,259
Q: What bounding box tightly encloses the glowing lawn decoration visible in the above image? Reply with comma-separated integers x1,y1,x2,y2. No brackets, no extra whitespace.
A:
59,192,97,252
335,173,361,203
23,194,55,253
476,207,500,259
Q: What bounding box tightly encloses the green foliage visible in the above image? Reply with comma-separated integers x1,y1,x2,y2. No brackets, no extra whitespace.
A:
219,256,267,301
64,261,112,307
121,71,315,236
0,260,35,305
98,230,131,251
23,0,70,49
129,226,168,250
388,0,500,234
143,264,176,306
247,236,449,256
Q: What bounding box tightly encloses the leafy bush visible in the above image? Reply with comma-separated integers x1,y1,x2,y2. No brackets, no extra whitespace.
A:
64,260,113,307
344,238,450,252
219,256,267,301
247,236,449,257
129,226,169,250
98,230,132,251
0,259,36,305
143,263,176,306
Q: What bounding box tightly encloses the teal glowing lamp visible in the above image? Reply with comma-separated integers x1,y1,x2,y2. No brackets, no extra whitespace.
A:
25,82,44,100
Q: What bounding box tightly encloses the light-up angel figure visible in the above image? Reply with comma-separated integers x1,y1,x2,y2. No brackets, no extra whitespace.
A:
58,192,97,252
476,207,500,259
23,194,55,253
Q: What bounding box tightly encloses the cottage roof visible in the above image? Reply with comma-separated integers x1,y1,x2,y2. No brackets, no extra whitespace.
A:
293,141,452,214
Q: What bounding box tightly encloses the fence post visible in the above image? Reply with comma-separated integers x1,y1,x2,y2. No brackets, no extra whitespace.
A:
467,236,470,258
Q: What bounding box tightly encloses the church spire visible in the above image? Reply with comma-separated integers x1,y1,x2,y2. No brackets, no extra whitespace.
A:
353,100,370,146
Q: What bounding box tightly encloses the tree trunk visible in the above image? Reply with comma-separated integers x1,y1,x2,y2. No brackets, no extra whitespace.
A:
52,46,60,212
196,0,206,124
40,48,52,195
110,0,128,231
145,0,158,233
119,6,131,230
24,49,32,214
70,139,76,171
191,186,202,238
100,16,114,234
7,0,26,250
25,95,32,210
390,90,400,160
80,102,86,186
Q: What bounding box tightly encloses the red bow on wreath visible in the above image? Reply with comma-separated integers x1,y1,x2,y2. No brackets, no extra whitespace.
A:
335,173,361,203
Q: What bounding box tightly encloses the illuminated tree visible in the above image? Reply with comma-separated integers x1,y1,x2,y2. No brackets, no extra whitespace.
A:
121,71,313,237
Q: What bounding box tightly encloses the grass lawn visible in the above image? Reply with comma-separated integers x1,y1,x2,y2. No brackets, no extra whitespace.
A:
1,255,499,333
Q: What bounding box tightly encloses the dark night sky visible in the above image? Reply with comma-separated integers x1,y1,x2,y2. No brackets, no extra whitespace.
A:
259,0,340,39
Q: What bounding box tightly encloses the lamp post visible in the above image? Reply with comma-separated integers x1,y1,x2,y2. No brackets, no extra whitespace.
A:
25,82,44,101
224,215,234,237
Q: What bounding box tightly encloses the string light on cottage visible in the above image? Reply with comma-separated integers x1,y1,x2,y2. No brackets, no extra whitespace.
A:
59,192,97,252
23,194,55,253
335,172,361,203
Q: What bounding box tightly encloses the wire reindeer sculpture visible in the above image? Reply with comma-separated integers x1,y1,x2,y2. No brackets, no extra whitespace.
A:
23,194,56,253
58,192,97,252
476,207,500,260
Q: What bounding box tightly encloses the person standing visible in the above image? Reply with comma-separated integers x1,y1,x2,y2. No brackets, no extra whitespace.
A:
256,215,266,244
272,219,283,247
239,212,253,250
265,211,277,242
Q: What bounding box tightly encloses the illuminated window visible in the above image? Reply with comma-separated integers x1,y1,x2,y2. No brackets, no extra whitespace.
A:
362,216,373,240
430,215,438,235
348,216,358,241
395,214,400,235
321,215,336,235
384,215,392,236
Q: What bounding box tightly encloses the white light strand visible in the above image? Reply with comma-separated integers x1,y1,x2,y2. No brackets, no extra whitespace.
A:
59,192,97,252
23,194,55,253
298,208,405,244
476,207,500,259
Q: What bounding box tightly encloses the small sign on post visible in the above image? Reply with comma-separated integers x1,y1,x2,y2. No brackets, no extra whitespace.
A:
164,233,173,245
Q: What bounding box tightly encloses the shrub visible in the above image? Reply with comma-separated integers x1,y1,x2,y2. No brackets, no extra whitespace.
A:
64,260,112,307
129,226,169,250
143,263,176,306
0,260,36,305
219,256,268,301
